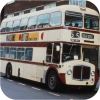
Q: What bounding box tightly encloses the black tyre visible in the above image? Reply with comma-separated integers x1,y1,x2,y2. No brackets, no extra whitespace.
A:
47,70,62,91
83,85,96,92
6,64,12,79
87,85,96,92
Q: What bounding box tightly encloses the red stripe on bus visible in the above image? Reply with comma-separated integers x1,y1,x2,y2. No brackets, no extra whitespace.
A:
68,27,99,34
0,26,62,35
0,26,99,35
0,58,45,66
0,58,59,68
1,42,48,47
0,41,99,47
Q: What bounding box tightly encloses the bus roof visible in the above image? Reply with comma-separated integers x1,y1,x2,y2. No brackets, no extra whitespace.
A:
2,5,99,23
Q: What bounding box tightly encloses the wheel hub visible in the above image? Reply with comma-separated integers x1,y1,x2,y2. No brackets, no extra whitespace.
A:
50,76,55,86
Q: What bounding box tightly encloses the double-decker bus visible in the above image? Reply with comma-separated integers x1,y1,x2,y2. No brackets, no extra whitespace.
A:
0,5,99,91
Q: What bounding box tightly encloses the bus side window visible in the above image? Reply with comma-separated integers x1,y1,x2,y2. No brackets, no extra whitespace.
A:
6,21,13,32
46,43,52,63
37,13,50,28
50,11,62,27
3,47,9,58
0,47,3,57
28,16,37,29
52,43,60,64
20,18,28,30
0,22,7,32
13,19,20,31
10,48,17,59
25,48,33,61
17,48,25,60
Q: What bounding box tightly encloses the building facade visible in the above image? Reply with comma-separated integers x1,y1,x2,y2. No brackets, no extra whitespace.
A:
0,0,99,22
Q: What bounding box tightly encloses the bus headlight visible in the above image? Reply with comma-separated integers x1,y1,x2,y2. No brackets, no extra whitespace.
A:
91,71,95,76
67,69,72,75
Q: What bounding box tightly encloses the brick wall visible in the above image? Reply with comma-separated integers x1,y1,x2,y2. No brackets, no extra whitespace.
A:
3,0,69,14
0,7,4,25
0,0,99,22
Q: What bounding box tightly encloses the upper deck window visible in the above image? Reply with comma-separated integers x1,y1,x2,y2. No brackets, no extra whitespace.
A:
0,22,6,32
65,11,82,28
6,21,13,32
69,0,86,7
37,14,50,28
28,16,37,29
20,18,28,30
84,14,99,30
13,19,20,31
50,11,62,27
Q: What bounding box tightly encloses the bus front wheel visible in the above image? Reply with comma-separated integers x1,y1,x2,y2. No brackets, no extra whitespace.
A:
6,64,12,79
47,70,61,91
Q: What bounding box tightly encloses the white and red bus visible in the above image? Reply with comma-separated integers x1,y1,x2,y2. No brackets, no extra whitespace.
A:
0,5,99,91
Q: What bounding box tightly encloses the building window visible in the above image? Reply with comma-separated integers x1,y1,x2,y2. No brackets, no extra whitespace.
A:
7,0,15,5
69,0,86,7
7,14,14,18
30,8,36,13
19,11,24,15
44,3,56,9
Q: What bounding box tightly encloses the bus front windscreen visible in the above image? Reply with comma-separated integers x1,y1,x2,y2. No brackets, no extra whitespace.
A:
62,43,81,62
65,11,82,28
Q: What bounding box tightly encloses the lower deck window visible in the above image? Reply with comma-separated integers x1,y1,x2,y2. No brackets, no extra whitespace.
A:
46,56,51,63
0,47,3,57
25,48,33,61
1,47,33,61
10,48,16,59
4,47,9,58
17,48,25,60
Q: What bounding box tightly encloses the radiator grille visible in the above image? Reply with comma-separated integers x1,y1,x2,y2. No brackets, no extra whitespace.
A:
73,66,90,80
